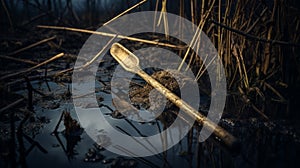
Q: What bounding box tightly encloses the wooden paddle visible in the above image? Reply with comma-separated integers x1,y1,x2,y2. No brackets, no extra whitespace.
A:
110,43,239,153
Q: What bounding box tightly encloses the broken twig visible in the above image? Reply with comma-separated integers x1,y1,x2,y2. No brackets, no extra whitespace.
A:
0,52,64,80
8,36,57,55
0,55,38,65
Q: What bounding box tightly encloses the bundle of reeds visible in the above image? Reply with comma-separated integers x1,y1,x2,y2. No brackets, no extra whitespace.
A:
175,0,300,119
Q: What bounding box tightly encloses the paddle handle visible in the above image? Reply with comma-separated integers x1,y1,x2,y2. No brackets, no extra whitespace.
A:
136,69,239,152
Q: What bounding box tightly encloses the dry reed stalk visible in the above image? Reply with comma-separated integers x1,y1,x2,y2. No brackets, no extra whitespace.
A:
177,0,184,67
264,82,286,102
229,65,239,89
232,45,244,86
195,55,208,79
37,25,183,49
178,0,216,71
190,0,195,31
179,0,184,40
217,0,222,57
157,0,169,39
246,7,268,34
251,103,269,120
153,0,160,32
238,86,269,120
8,36,57,55
163,12,169,38
103,0,147,26
185,51,195,72
186,0,218,72
238,45,249,89
53,67,73,77
216,0,223,84
53,35,116,77
1,0,13,29
0,55,38,65
224,19,231,69
200,0,205,17
79,35,117,69
0,53,64,80
193,37,202,69
222,1,232,77
195,54,217,81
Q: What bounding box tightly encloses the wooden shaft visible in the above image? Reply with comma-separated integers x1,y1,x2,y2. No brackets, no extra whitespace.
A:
109,42,239,152
137,69,239,150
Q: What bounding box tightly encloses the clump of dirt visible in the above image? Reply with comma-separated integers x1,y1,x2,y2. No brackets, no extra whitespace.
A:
129,70,181,111
128,70,198,126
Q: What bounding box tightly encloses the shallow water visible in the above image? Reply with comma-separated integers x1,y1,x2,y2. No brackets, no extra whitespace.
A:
1,59,297,167
8,77,208,167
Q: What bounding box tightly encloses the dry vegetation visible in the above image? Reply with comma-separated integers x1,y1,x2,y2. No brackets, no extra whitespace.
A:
176,0,300,120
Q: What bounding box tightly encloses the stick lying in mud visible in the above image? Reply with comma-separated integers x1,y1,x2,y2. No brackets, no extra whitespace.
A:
110,43,239,152
0,55,38,65
8,35,57,56
0,52,64,80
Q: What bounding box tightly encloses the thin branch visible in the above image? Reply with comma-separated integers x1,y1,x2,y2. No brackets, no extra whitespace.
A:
103,0,147,26
211,19,300,47
0,55,38,65
37,25,184,49
8,36,57,55
80,35,117,69
0,52,64,80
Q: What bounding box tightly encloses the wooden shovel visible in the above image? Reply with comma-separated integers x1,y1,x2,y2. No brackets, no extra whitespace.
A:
110,43,239,152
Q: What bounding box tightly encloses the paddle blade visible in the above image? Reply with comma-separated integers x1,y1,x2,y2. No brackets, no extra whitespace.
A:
110,43,140,73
